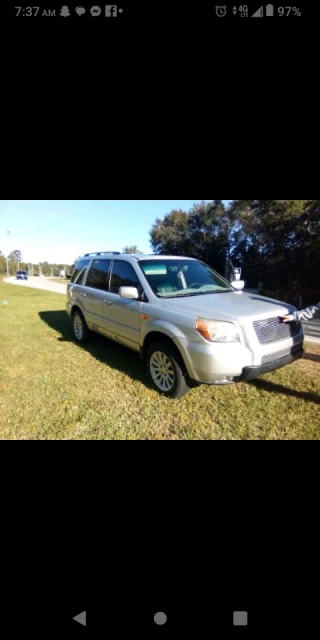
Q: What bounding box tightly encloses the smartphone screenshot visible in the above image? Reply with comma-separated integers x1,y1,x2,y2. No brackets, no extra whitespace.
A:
1,2,318,639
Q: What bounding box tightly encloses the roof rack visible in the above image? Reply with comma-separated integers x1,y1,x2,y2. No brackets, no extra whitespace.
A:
84,251,121,257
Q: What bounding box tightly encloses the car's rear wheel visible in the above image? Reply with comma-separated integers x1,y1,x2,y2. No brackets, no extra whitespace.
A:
72,310,90,343
146,342,190,399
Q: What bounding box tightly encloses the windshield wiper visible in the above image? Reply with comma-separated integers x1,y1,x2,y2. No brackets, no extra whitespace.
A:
161,290,231,299
160,293,194,298
204,290,231,294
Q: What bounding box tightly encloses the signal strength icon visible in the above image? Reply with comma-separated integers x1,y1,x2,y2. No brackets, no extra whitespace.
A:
251,5,263,16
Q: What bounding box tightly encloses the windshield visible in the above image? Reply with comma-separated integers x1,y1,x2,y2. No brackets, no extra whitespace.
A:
138,259,235,298
17,271,26,275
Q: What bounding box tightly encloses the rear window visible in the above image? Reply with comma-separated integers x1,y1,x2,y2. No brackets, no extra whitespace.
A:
71,259,90,284
17,271,27,275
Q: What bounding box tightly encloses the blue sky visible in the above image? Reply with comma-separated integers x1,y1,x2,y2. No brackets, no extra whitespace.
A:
0,200,232,265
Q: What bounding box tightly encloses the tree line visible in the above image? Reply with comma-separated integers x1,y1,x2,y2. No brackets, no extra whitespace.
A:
0,246,144,277
149,200,320,306
2,202,319,307
0,250,74,277
0,246,143,277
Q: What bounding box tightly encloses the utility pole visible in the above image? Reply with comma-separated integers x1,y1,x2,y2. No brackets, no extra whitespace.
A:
6,229,12,276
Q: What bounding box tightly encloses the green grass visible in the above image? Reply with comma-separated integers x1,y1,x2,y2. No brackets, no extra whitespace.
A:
1,280,320,440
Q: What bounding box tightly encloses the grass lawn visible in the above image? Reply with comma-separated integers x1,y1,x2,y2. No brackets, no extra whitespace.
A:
1,280,320,440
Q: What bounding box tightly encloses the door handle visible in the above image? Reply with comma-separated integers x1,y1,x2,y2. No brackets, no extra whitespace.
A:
80,292,87,297
104,300,112,305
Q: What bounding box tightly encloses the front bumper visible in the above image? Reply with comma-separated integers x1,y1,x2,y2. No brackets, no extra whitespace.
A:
174,337,253,384
234,344,304,381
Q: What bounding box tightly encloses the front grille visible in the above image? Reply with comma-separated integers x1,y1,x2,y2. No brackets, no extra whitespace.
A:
253,316,301,344
261,342,303,365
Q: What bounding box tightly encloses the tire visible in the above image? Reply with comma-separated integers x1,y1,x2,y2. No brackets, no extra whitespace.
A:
145,342,190,399
72,310,90,343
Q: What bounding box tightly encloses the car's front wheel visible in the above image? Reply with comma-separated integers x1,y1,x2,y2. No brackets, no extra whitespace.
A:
146,342,191,399
72,310,90,343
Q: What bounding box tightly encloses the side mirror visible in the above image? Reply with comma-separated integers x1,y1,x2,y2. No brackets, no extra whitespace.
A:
231,280,245,291
119,286,139,300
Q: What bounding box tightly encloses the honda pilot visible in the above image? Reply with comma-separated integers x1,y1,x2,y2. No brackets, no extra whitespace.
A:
66,252,304,399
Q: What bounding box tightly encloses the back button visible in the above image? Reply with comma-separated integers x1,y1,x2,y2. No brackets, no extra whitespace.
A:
73,611,86,627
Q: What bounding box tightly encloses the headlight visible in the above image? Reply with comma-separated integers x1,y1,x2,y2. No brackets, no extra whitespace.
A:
196,318,240,342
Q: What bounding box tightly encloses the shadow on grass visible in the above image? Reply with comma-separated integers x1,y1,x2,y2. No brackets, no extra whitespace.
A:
249,378,320,405
303,353,320,363
39,310,151,388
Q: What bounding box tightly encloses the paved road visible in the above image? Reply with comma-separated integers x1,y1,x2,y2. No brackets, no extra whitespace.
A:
3,276,67,295
301,319,320,344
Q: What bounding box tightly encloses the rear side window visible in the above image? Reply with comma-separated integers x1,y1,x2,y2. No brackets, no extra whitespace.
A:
71,259,90,284
110,261,142,295
85,260,111,291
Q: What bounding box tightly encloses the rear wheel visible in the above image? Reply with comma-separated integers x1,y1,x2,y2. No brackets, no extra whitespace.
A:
72,310,90,343
146,342,190,399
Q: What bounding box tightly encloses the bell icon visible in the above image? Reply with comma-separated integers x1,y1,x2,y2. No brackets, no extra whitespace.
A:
60,5,71,16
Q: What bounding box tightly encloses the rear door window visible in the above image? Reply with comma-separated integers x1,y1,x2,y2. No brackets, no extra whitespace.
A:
85,260,111,291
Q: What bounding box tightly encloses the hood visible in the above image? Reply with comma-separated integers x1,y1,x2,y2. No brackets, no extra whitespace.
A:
161,292,296,325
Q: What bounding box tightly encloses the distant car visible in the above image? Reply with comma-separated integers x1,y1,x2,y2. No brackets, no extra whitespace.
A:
16,270,28,280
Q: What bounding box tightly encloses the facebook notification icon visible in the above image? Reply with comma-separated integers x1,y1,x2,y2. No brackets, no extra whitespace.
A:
105,5,117,16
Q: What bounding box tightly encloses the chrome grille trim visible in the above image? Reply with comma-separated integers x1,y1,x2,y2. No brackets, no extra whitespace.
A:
253,316,301,344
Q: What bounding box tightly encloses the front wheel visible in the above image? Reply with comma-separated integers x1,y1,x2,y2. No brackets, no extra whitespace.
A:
146,342,190,399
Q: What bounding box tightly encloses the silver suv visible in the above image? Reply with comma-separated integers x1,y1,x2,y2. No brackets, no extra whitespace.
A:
66,252,304,399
